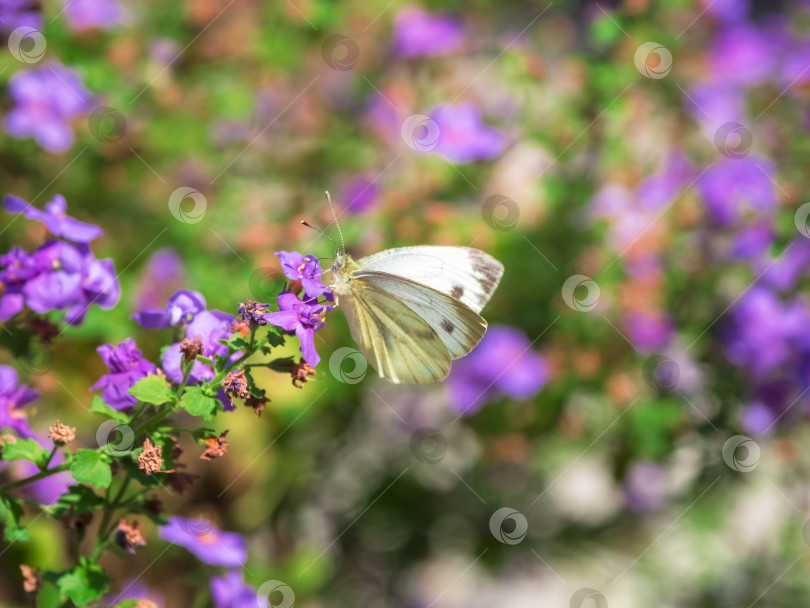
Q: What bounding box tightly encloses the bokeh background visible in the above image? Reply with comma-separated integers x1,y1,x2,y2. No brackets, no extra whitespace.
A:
2,0,810,605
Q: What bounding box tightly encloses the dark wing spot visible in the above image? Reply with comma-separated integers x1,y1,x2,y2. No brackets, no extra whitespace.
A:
440,319,455,333
451,285,464,299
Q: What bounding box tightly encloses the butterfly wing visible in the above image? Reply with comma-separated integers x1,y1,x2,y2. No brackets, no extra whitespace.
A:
354,271,487,359
340,276,453,384
356,246,504,313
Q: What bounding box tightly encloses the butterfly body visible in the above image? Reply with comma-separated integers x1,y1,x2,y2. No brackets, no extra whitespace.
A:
331,246,503,384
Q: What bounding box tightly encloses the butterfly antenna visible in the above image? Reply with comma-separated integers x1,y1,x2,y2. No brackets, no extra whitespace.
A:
325,191,345,256
300,220,339,251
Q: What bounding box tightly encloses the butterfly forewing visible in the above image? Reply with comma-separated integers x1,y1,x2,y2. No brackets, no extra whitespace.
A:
353,271,487,359
356,246,504,313
341,277,453,383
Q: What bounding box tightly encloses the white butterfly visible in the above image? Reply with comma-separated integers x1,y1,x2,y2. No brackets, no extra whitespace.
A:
318,195,503,384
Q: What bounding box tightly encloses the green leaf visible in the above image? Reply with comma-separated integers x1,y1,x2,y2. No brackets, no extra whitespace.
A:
70,449,112,489
51,485,103,517
127,375,176,405
57,561,110,606
1,438,50,468
0,496,28,542
90,395,129,422
179,386,218,421
35,581,62,608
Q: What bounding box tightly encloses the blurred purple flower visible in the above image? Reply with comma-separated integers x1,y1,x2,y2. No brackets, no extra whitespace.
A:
0,247,36,320
162,310,236,384
62,0,126,31
0,366,37,438
134,248,186,311
623,311,675,353
211,570,257,608
636,153,693,210
342,175,380,215
393,8,464,58
741,401,776,435
711,23,781,87
5,64,92,153
275,251,331,299
106,581,164,608
4,194,103,242
683,83,746,140
0,0,42,32
132,289,206,329
624,461,669,512
264,291,332,367
430,103,506,163
757,239,810,291
697,156,776,226
730,223,773,260
703,0,749,22
91,338,157,409
159,517,247,567
447,325,547,415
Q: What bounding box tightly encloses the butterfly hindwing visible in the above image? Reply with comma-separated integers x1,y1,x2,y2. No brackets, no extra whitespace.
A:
356,246,504,314
353,271,487,359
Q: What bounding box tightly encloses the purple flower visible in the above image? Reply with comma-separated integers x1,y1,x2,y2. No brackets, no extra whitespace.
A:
703,0,749,23
91,338,157,409
132,289,206,329
711,23,781,87
0,366,37,438
429,103,506,164
134,248,186,311
63,0,126,32
159,516,247,567
756,238,810,291
683,83,747,139
447,325,547,415
211,570,257,608
730,223,773,260
275,251,331,299
342,175,380,215
393,8,464,58
624,461,669,512
623,311,675,353
697,157,776,226
0,0,42,32
741,401,776,435
0,247,36,321
4,194,103,242
5,63,92,153
238,300,268,326
636,153,693,211
264,292,332,367
162,310,236,384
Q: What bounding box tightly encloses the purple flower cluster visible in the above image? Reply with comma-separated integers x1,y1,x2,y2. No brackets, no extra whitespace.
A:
91,338,157,409
5,63,93,153
62,0,127,32
0,194,119,325
0,0,42,32
210,570,258,608
429,103,507,164
447,325,547,415
265,251,334,367
0,365,38,438
159,516,246,567
393,8,464,58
